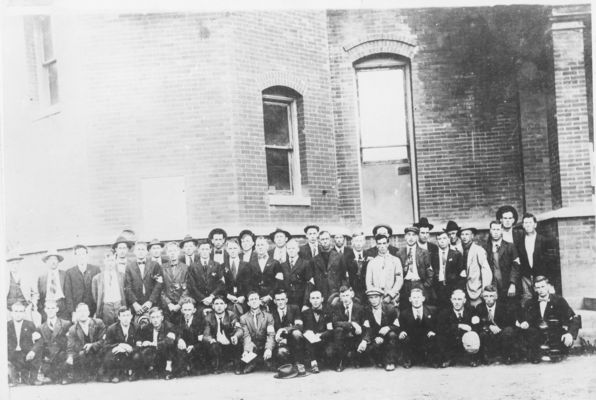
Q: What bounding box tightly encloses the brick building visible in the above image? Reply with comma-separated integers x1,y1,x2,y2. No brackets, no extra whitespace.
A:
2,4,594,308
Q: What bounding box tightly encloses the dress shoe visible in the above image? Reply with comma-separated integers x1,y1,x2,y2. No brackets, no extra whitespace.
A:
440,361,451,368
469,360,479,367
163,373,173,380
385,363,395,371
243,363,257,375
335,361,345,372
111,376,120,383
310,364,320,374
402,360,412,369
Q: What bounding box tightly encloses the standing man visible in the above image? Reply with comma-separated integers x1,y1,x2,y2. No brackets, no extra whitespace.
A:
113,236,134,275
309,231,348,306
496,205,523,246
7,301,42,386
414,217,439,258
102,306,141,382
280,239,310,308
365,225,399,258
269,228,291,264
444,221,463,253
333,229,354,260
238,291,275,374
124,241,163,322
160,242,189,324
148,239,165,266
346,231,369,303
92,251,126,326
299,224,320,261
459,227,493,307
398,227,433,307
64,244,101,320
203,295,243,374
239,229,258,264
186,240,226,310
250,236,283,308
431,231,464,307
209,228,229,266
37,249,67,321
484,221,521,301
6,252,34,317
179,235,200,268
365,234,403,306
224,239,254,315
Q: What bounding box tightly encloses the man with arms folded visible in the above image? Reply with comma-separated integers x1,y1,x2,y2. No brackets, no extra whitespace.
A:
365,234,403,306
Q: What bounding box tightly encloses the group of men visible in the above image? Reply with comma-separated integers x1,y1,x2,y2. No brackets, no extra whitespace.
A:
6,205,581,385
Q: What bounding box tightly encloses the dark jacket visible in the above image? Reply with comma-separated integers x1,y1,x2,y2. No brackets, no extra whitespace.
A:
298,243,321,261
203,310,243,343
103,322,137,349
32,318,71,357
176,312,204,346
223,259,255,298
522,294,580,338
397,246,433,288
186,260,226,303
309,250,347,303
484,240,521,294
436,305,479,340
279,257,310,306
516,233,555,280
66,318,106,356
7,319,38,356
64,264,101,316
430,248,464,291
271,304,303,332
123,260,163,307
137,321,177,349
362,304,399,343
331,301,366,331
302,306,332,334
37,270,66,311
399,305,437,338
248,256,283,299
474,300,518,332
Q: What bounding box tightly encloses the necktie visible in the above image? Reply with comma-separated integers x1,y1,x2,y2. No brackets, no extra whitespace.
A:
407,247,413,271
441,251,447,268
49,320,54,330
290,258,295,269
186,318,191,328
49,272,58,297
231,260,237,278
345,307,351,322
489,308,494,323
217,317,223,335
280,310,285,321
415,310,421,321
312,245,318,257
253,313,258,327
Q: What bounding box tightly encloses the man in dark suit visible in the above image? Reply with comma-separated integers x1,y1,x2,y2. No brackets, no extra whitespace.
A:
431,231,464,307
179,234,199,268
37,249,68,321
269,228,291,263
280,239,310,308
271,289,305,369
137,307,177,380
518,276,579,363
7,301,42,386
209,228,229,266
186,240,227,310
333,230,354,260
64,302,106,384
64,244,101,320
358,289,400,371
484,221,521,301
299,224,320,261
346,232,369,303
309,231,348,306
148,238,166,266
398,287,441,368
223,239,254,316
330,286,366,372
124,241,163,320
436,289,481,367
238,291,275,374
203,296,243,374
398,227,433,307
475,285,520,364
30,300,71,384
517,213,555,304
102,306,141,382
365,224,399,258
175,297,206,376
301,290,333,373
239,229,258,264
160,242,188,324
414,217,439,258
249,236,283,308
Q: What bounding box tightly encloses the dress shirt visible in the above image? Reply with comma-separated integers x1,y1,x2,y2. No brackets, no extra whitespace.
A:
372,307,382,325
103,270,121,303
487,305,495,323
439,248,448,282
48,317,57,331
46,269,65,300
14,320,23,350
273,247,287,263
404,246,420,280
525,233,537,268
539,298,548,319
310,243,318,257
412,307,423,321
258,255,268,272
80,321,90,336
345,303,353,322
213,249,224,265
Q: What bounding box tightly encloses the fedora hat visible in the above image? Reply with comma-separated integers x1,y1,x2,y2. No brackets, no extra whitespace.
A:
112,235,133,250
42,249,64,263
148,239,164,249
372,224,393,237
459,226,477,235
73,244,89,252
274,364,299,379
414,217,434,230
269,228,291,242
462,331,480,354
179,235,198,248
6,251,23,262
444,220,461,233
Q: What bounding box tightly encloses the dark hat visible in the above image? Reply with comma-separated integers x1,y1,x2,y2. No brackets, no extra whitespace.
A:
274,364,299,379
73,244,89,252
269,228,291,242
238,229,256,241
179,235,198,248
208,228,228,240
459,226,477,235
404,226,419,235
496,205,519,224
6,251,24,262
413,217,434,230
148,239,164,249
112,236,133,250
372,224,393,237
444,220,461,233
303,224,320,234
42,249,64,263
366,288,383,297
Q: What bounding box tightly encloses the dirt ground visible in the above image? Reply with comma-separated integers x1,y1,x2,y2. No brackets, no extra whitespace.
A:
7,355,596,400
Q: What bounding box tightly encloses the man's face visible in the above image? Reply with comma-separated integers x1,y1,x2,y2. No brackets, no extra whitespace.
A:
437,233,450,249
212,299,226,314
451,291,466,311
115,243,129,258
333,234,345,248
376,227,389,237
274,294,288,310
410,291,425,308
273,233,288,248
248,293,261,310
75,248,88,264
198,244,211,259
306,228,319,244
534,280,549,298
104,254,116,271
447,231,459,245
418,227,430,244
149,245,163,259
181,302,195,318
45,303,58,319
405,231,417,246
482,291,498,307
319,233,332,251
150,312,163,328
255,239,269,256
309,292,322,308
166,245,179,262
182,242,196,256
11,305,26,322
211,234,226,250
500,211,515,230
134,244,148,260
77,306,90,323
376,238,389,255
340,290,353,306
286,241,298,258
227,242,240,259
368,294,381,307
46,255,59,270
118,310,133,327
523,218,537,234
352,235,365,252
240,235,254,251
460,230,473,245
489,223,503,241
8,259,20,273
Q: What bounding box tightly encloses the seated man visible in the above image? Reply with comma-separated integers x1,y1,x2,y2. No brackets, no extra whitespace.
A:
7,301,42,386
238,291,275,374
436,289,481,367
301,290,333,373
175,297,206,376
357,289,400,371
330,286,365,372
475,285,520,364
30,300,72,385
137,307,177,380
398,287,441,368
518,276,580,363
271,289,306,371
64,302,106,384
203,295,243,374
102,306,141,383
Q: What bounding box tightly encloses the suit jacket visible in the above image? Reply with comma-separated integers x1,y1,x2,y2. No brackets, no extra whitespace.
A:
211,248,230,267
399,305,437,338
176,312,204,346
279,257,310,306
160,261,189,306
420,242,439,259
362,303,399,342
474,300,518,332
223,259,254,298
484,240,521,294
249,256,283,299
7,319,38,355
462,243,493,302
302,306,332,334
335,246,355,262
516,233,554,280
397,246,433,288
137,321,177,349
66,318,106,356
345,250,369,298
64,264,101,315
124,260,163,307
271,304,303,332
430,248,464,290
522,294,579,337
240,309,275,352
365,244,399,258
32,318,71,356
331,302,366,331
298,243,321,261
91,271,126,318
309,250,347,302
203,310,243,343
436,305,479,339
240,249,258,265
37,269,66,311
186,260,226,303
103,322,137,349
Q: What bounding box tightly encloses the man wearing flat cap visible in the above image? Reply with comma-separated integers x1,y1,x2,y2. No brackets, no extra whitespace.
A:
269,228,291,264
209,228,229,266
398,227,433,308
37,249,68,321
64,244,101,320
365,225,399,258
299,225,320,261
459,227,492,307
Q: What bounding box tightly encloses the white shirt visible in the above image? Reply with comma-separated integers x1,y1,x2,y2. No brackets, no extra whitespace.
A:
502,229,514,244
213,249,225,265
345,303,353,321
153,327,159,344
492,239,503,253
14,320,23,350
404,246,420,280
354,251,364,261
46,269,65,300
278,308,287,321
273,247,287,263
438,248,448,282
79,321,90,336
77,264,87,274
121,324,130,341
418,242,428,251
372,307,382,325
116,258,127,275
258,255,268,272
539,298,548,318
310,243,318,257
412,307,423,320
47,317,58,330
242,250,253,263
138,261,146,278
486,305,496,322
103,270,121,303
525,233,537,268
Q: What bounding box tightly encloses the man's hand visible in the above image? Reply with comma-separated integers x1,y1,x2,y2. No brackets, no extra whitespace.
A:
427,331,436,338
460,270,467,278
507,284,516,297
112,345,123,354
121,343,133,353
83,343,94,353
231,336,238,345
357,340,367,353
141,301,152,312
237,296,245,304
489,325,501,335
168,303,178,312
399,331,408,340
227,294,238,303
186,345,194,353
378,326,390,336
352,322,362,336
261,295,272,303
142,341,152,347
25,351,35,361
133,302,143,315
561,333,573,347
520,321,529,330
263,349,272,360
177,339,187,350
202,296,214,306
66,355,73,365
458,323,472,332
374,337,384,345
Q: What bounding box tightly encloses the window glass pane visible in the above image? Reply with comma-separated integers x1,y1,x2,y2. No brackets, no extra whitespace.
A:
48,62,59,105
39,16,54,61
263,102,290,146
357,68,407,148
266,148,291,191
362,146,408,163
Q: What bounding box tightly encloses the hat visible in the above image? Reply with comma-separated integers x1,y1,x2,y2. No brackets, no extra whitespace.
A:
372,224,393,237
148,239,164,249
42,249,64,263
112,236,133,250
6,251,23,262
274,364,299,379
413,217,434,230
444,221,461,233
73,244,89,252
303,224,320,234
238,229,256,241
496,205,519,224
459,226,477,235
208,228,228,240
462,331,480,354
366,288,384,297
404,226,419,235
179,235,198,248
269,228,291,242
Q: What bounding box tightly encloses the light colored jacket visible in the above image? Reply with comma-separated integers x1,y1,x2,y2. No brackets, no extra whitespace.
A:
366,253,404,299
464,243,493,302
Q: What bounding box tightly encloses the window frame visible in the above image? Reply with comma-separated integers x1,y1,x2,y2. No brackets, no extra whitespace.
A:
33,15,60,116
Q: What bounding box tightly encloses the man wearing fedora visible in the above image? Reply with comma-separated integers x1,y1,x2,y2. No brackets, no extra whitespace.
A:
496,205,524,246
209,228,229,266
92,251,126,326
113,236,134,275
178,234,200,268
64,244,101,320
330,286,365,372
299,224,320,261
365,234,403,306
365,225,399,258
301,289,333,373
431,231,464,307
239,229,258,264
414,217,439,258
358,288,400,371
124,241,163,320
309,231,348,307
280,239,310,309
398,227,433,308
444,221,463,253
186,239,226,309
269,228,291,264
238,291,276,374
148,239,166,266
37,249,68,321
160,242,188,324
459,227,493,307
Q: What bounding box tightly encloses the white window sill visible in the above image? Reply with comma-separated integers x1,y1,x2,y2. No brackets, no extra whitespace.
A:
268,194,311,206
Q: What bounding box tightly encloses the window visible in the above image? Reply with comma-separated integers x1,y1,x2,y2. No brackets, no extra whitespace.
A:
262,86,304,199
35,16,59,107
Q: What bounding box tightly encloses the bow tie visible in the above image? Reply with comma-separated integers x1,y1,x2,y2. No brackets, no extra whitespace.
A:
258,254,268,260
312,308,322,315
215,250,223,254
539,298,549,303
138,260,146,264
